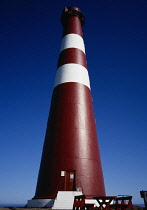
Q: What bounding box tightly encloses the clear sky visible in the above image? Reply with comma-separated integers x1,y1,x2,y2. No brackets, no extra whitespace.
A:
0,0,146,206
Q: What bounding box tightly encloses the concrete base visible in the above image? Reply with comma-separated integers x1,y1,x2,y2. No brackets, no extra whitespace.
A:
27,192,100,208
52,191,83,209
27,198,55,208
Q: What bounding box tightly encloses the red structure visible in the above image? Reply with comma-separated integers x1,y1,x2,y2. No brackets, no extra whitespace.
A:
110,196,134,210
34,6,105,200
73,195,95,210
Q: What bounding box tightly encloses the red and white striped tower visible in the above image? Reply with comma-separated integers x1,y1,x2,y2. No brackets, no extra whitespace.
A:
29,6,105,206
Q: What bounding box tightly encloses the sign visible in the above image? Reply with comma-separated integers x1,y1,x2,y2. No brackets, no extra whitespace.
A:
144,192,147,202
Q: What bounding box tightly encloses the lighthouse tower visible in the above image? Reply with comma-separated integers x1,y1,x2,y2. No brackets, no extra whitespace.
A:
27,6,105,208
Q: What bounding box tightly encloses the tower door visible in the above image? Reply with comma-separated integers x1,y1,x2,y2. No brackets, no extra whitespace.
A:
65,169,76,191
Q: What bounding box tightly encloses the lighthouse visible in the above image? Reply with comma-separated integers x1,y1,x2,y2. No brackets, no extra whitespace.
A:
27,6,105,208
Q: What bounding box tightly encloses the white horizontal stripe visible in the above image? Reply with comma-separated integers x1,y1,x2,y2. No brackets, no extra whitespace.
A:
54,64,90,89
60,34,85,53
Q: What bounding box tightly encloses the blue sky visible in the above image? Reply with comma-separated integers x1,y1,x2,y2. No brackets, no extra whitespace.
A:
0,0,146,205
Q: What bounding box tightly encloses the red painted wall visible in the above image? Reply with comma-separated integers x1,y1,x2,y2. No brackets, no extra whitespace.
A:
34,7,105,199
